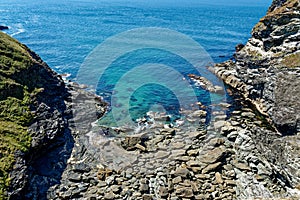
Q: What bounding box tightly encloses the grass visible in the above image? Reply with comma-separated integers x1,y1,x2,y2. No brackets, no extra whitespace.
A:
0,31,39,198
281,52,300,68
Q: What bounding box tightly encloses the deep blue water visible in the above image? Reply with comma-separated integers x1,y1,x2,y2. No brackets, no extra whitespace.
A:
1,0,271,124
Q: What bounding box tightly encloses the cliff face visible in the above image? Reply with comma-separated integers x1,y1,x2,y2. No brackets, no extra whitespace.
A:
0,31,73,199
0,31,106,199
214,0,300,134
212,0,300,198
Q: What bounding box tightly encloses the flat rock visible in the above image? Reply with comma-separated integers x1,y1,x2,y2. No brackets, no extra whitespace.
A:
171,141,186,149
155,151,170,159
232,160,251,171
172,176,182,184
214,120,226,130
176,187,194,198
200,146,227,164
171,168,190,178
202,162,222,174
171,149,186,158
187,131,206,139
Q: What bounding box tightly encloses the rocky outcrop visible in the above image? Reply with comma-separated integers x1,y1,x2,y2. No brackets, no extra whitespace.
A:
213,0,300,135
210,0,300,199
0,31,106,199
0,30,73,199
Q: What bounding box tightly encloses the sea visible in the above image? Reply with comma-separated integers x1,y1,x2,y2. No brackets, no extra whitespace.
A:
0,0,271,125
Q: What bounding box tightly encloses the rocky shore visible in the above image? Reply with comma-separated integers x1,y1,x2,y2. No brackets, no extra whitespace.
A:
0,0,299,199
44,94,300,199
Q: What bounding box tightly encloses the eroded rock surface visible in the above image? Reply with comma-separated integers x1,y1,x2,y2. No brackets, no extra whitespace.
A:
213,0,300,134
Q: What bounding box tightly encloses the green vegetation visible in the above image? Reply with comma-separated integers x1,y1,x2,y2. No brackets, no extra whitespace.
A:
0,31,39,198
245,48,264,61
281,52,300,68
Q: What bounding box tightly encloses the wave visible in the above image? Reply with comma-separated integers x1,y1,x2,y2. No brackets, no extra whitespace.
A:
11,28,25,37
10,23,25,37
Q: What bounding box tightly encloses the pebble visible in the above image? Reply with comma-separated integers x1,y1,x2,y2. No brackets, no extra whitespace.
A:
215,172,224,184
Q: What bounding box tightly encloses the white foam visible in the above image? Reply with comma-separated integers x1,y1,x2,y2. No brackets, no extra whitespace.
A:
10,23,25,37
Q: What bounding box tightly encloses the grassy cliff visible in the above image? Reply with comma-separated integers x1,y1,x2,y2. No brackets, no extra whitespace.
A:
0,31,42,198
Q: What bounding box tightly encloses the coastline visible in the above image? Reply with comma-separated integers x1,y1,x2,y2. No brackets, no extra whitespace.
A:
0,0,299,199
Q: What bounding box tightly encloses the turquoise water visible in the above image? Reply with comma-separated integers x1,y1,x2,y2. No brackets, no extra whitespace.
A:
1,0,270,122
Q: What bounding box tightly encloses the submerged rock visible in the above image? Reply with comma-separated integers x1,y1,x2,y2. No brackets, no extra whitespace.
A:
0,25,8,30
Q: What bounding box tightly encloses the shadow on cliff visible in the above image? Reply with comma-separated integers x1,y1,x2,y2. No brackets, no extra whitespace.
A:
7,55,76,199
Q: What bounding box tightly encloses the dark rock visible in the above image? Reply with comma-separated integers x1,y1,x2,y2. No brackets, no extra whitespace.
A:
0,25,8,30
72,163,91,173
121,136,147,151
142,194,153,200
235,43,245,52
268,0,288,12
139,183,149,193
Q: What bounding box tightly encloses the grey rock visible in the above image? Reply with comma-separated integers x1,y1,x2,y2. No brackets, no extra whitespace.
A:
171,168,190,179
159,186,169,198
172,176,182,184
68,172,82,182
104,191,115,200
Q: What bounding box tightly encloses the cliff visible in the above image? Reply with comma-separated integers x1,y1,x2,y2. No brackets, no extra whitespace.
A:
211,0,300,198
214,0,300,135
0,31,69,198
0,31,105,199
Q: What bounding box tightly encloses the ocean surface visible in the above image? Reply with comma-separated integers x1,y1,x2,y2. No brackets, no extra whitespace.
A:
1,0,271,124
